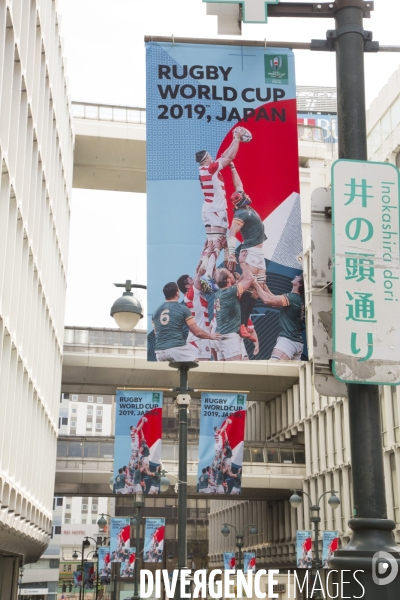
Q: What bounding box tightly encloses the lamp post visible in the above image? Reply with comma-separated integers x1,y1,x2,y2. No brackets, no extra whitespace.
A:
168,361,198,600
110,281,146,331
290,490,340,598
75,537,98,600
221,523,258,570
131,491,145,600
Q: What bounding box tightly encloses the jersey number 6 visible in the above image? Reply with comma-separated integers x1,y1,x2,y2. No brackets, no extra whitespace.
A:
160,309,170,325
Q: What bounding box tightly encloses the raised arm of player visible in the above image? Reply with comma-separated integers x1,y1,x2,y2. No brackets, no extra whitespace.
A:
240,261,255,294
219,127,244,168
229,162,244,191
253,279,288,308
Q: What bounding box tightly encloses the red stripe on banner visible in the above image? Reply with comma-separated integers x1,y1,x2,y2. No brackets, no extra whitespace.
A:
217,99,300,228
139,407,162,449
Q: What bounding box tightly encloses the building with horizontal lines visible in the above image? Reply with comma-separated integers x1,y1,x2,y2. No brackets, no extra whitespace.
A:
0,0,73,595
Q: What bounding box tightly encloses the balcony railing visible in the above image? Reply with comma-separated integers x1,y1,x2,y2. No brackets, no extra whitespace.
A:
72,101,146,124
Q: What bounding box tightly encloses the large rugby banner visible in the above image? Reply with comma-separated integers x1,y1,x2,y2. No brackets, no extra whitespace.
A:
143,518,165,563
146,41,306,363
197,392,246,495
113,390,163,495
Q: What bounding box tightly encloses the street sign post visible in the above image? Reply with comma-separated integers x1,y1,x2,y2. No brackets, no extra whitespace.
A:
332,159,400,385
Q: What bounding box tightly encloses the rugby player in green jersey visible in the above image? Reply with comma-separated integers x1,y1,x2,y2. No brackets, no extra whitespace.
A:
213,262,254,361
226,162,267,342
253,274,305,360
153,281,221,362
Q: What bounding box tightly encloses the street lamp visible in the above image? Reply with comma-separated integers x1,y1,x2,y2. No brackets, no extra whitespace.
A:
18,567,24,599
160,469,171,493
132,491,145,600
97,513,113,531
290,489,340,598
221,523,258,570
78,537,99,600
110,280,146,331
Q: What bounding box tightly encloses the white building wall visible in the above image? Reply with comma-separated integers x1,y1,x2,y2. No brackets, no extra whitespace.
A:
0,0,73,569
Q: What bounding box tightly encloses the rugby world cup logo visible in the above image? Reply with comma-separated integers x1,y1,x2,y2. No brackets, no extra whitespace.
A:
152,393,160,403
271,56,282,71
237,395,245,406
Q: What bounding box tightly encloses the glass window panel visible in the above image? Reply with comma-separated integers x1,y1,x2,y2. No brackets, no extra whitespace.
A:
74,329,89,344
134,333,146,347
67,442,83,457
121,332,134,346
72,104,85,118
64,329,74,343
266,448,280,463
100,442,114,458
280,449,294,463
113,108,127,122
57,441,68,456
84,105,99,119
250,447,264,463
84,442,99,458
243,447,251,462
294,450,306,464
99,106,113,121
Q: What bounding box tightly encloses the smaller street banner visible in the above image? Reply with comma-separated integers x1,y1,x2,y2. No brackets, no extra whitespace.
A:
83,562,96,590
322,531,339,568
223,552,236,571
143,518,165,563
110,518,131,563
120,548,136,577
296,531,312,568
243,552,256,574
197,393,246,495
332,160,400,384
113,390,163,495
73,572,82,588
98,548,111,584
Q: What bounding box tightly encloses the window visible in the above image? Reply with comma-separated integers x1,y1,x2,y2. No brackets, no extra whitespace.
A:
72,394,78,401
87,408,93,415
332,409,337,465
50,560,60,569
92,519,97,524
86,423,92,429
56,498,63,506
71,408,77,414
100,442,114,458
84,442,99,458
340,404,347,461
64,518,71,524
294,450,306,464
390,453,399,524
92,504,98,511
82,519,87,524
96,423,102,430
61,417,68,425
54,526,61,535
71,421,77,428
280,449,294,464
82,504,88,511
97,409,103,416
88,396,93,403
97,397,103,403
251,448,264,463
266,448,279,463
66,504,71,510
67,442,83,457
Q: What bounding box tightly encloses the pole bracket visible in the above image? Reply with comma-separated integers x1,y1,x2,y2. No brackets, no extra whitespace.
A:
311,25,379,52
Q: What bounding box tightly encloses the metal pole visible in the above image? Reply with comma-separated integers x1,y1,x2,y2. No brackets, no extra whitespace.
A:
329,2,400,596
134,505,141,600
80,542,85,600
237,538,243,571
95,555,99,600
176,365,189,600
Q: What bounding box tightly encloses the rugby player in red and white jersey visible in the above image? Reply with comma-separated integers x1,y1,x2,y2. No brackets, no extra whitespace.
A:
240,319,259,359
195,126,247,293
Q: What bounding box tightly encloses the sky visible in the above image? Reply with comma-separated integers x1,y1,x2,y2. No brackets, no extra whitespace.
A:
59,0,400,328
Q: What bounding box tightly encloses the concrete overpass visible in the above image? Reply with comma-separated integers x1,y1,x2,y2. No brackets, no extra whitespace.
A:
54,436,306,500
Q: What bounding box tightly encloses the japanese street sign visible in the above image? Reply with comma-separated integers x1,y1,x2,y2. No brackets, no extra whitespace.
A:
203,0,279,23
332,160,400,385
